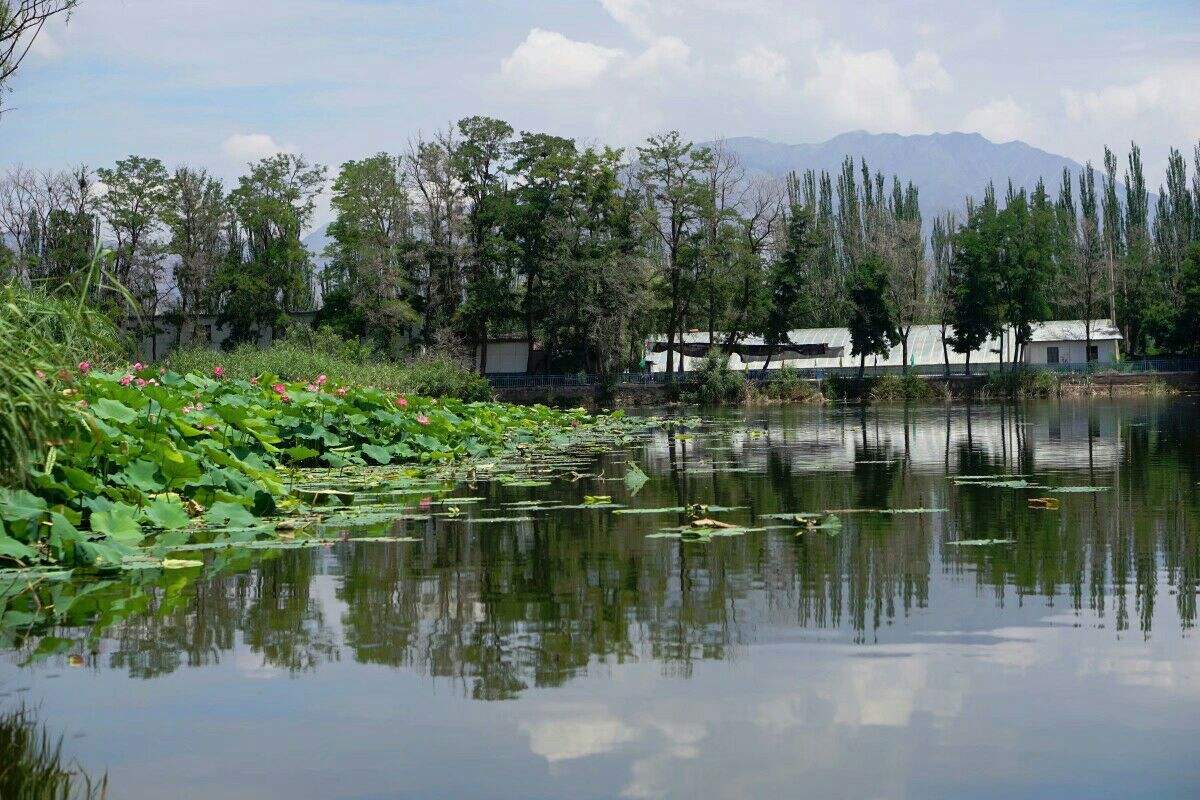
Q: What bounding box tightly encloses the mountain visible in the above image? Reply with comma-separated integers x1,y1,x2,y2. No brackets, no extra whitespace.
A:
716,131,1086,225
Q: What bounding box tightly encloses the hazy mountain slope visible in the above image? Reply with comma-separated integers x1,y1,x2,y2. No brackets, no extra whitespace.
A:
718,131,1086,223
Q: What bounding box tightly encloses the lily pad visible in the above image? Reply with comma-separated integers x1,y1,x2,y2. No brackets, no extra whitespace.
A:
946,538,1016,546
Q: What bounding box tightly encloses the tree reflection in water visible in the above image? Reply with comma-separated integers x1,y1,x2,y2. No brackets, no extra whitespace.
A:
4,398,1199,698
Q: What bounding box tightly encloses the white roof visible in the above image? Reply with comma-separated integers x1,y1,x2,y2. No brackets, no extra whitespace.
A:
1028,319,1120,342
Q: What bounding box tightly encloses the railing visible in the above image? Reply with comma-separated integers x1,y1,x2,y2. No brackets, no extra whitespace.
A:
486,358,1200,389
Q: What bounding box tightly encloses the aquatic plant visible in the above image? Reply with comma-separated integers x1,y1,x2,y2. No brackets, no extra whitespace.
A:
0,705,107,800
0,362,632,570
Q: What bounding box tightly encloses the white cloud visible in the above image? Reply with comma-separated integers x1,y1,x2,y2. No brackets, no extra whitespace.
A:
733,45,789,94
500,28,623,92
221,133,292,163
803,45,925,132
961,96,1035,143
623,35,691,81
1063,68,1200,132
521,710,639,762
906,49,951,93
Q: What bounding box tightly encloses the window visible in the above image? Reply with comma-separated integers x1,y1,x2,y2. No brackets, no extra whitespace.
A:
1087,345,1099,363
1046,346,1059,364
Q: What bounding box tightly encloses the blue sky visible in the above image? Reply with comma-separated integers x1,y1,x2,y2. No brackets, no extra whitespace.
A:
3,0,1198,228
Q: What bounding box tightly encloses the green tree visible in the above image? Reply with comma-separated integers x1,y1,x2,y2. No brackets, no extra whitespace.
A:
217,153,326,346
320,153,419,353
453,116,515,373
948,191,1003,375
847,252,897,377
635,131,711,379
1172,243,1200,355
759,200,819,371
162,166,228,347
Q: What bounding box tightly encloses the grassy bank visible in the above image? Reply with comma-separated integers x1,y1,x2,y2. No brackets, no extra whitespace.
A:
163,327,492,401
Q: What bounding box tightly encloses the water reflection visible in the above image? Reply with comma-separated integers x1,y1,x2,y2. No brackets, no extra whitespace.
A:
4,398,1199,698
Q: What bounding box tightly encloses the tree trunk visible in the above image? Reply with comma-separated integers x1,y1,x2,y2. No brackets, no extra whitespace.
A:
762,345,774,375
965,350,972,377
900,332,909,375
941,326,950,377
859,352,866,379
479,335,489,376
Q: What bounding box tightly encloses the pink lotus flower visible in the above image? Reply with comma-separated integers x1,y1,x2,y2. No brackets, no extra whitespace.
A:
132,361,145,371
212,365,225,379
315,374,328,386
396,395,409,408
195,403,204,411
306,383,320,392
135,377,147,389
272,383,287,396
250,376,259,385
148,379,159,386
119,374,133,386
182,404,195,414
335,387,348,397
416,414,430,426
78,361,91,375
419,496,432,510
35,370,46,380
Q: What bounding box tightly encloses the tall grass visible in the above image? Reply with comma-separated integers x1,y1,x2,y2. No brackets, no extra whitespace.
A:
0,706,107,800
0,250,128,485
162,326,493,401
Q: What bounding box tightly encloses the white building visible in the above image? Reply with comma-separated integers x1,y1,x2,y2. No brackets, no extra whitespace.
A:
645,320,1121,373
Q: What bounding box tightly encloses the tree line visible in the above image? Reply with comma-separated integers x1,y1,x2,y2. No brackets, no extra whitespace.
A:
2,118,1200,374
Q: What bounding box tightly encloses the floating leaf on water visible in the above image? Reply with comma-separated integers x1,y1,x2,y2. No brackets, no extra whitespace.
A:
161,558,204,569
347,536,421,543
294,489,354,505
465,516,535,524
624,462,650,495
614,506,686,515
1028,497,1061,510
501,480,553,488
945,539,1016,546
1048,486,1110,493
953,479,1037,489
689,517,735,529
823,507,947,514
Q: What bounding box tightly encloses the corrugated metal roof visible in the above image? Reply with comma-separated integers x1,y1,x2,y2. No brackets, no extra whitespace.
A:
1028,319,1121,342
646,320,1119,370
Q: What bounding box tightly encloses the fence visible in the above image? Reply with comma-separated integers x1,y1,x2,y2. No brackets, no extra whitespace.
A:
487,358,1200,389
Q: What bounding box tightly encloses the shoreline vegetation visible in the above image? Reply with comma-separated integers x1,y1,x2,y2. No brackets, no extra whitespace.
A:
636,350,1181,407
0,273,644,574
4,123,1200,386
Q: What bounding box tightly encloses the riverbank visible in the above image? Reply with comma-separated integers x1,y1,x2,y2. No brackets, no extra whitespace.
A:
494,369,1195,407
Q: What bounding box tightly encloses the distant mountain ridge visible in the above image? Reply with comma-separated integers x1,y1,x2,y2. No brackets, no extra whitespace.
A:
301,132,1092,258
714,131,1087,225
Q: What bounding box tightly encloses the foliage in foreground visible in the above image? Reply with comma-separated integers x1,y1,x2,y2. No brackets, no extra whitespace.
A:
162,327,492,402
0,364,607,570
0,276,129,486
0,706,107,800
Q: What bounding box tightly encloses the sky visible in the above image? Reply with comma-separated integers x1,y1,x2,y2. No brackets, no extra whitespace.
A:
3,0,1199,229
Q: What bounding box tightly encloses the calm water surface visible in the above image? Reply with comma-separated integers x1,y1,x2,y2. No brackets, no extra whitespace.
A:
4,398,1200,799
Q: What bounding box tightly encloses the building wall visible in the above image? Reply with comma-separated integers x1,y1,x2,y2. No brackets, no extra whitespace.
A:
1023,339,1118,365
477,341,530,374
131,313,317,361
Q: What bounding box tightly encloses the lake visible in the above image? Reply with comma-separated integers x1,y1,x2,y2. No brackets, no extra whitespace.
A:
3,398,1200,799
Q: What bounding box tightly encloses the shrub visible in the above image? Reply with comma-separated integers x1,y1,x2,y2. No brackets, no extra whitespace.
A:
162,327,491,401
689,349,747,405
821,371,932,403
983,368,1059,399
764,367,821,402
